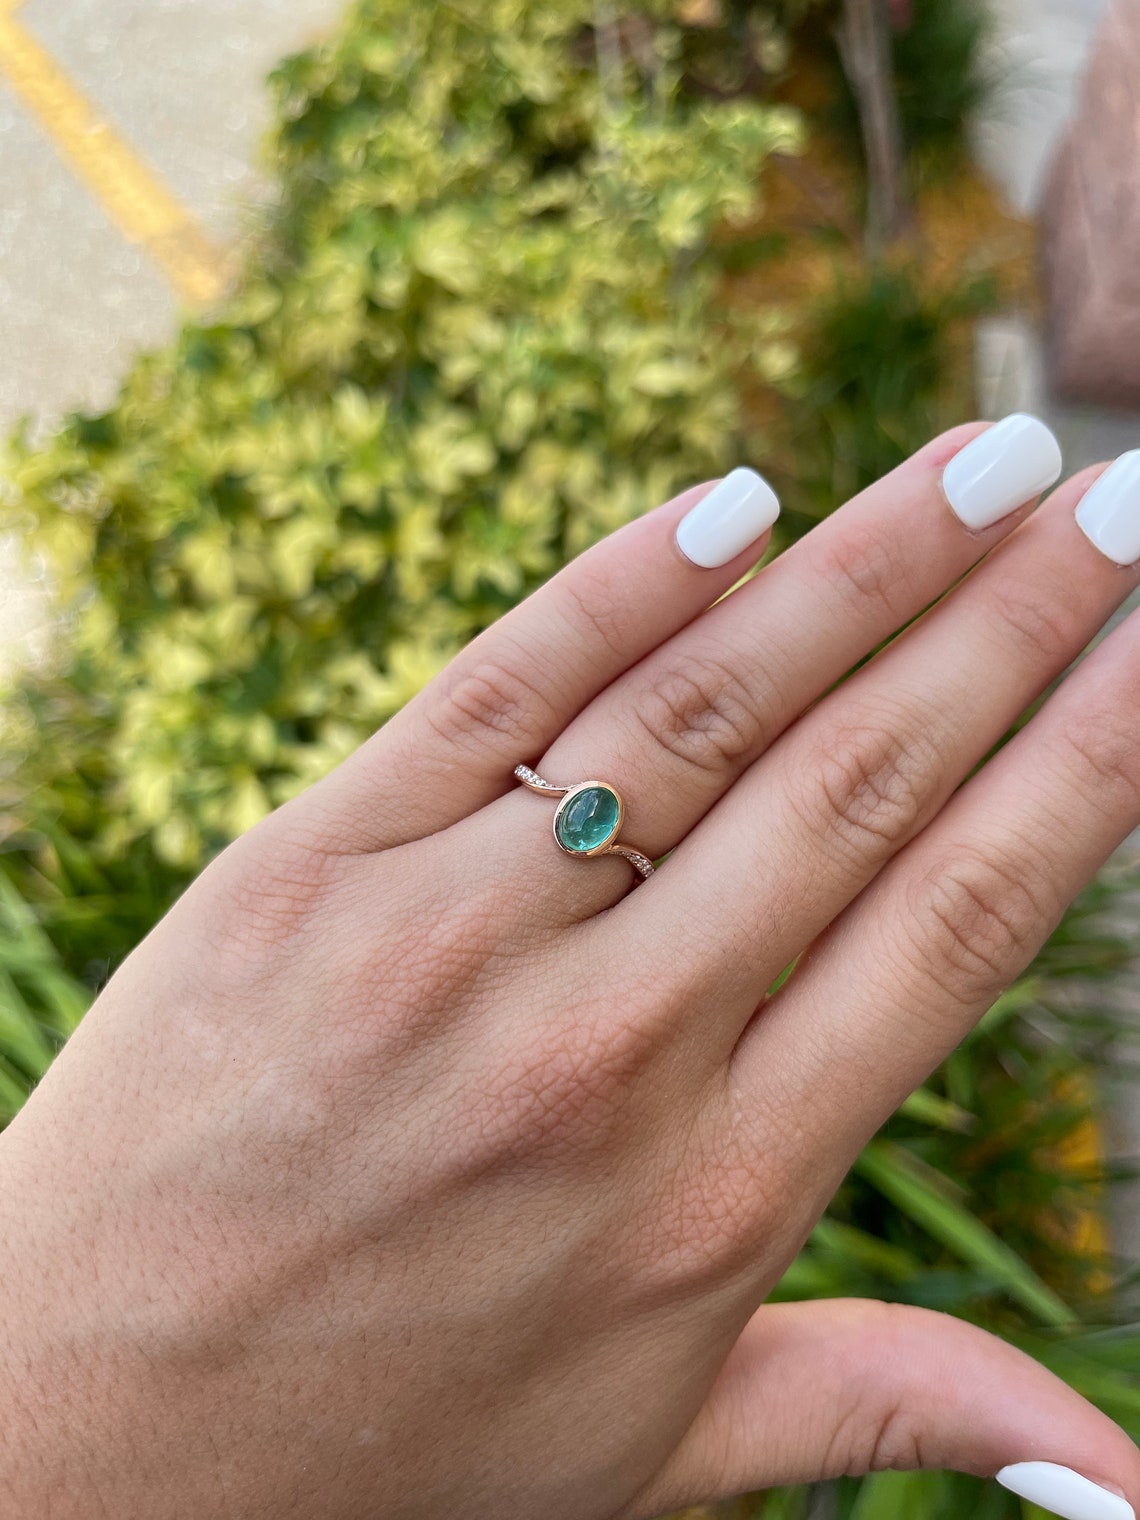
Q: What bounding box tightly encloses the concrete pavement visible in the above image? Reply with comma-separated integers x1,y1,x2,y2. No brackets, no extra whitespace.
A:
0,0,341,433
0,0,340,671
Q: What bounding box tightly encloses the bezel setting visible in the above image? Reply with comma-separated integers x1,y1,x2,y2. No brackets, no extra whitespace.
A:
552,781,625,857
514,763,653,881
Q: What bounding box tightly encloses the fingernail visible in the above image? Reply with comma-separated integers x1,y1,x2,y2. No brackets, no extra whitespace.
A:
997,1462,1135,1520
1075,450,1140,565
942,413,1063,530
675,468,780,569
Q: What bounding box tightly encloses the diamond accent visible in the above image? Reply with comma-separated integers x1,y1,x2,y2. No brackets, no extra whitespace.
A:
513,764,559,791
613,847,655,879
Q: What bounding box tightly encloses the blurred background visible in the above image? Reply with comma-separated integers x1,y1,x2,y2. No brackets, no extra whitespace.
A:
0,2,1138,1515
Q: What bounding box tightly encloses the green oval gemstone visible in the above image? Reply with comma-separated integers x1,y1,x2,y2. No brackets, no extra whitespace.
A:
556,785,620,854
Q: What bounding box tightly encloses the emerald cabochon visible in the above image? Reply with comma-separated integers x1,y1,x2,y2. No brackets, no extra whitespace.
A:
554,784,622,854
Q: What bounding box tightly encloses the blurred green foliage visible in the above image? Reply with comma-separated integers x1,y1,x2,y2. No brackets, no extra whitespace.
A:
1,0,798,973
786,0,994,183
890,0,993,177
0,0,1136,1514
770,261,994,540
0,875,87,1117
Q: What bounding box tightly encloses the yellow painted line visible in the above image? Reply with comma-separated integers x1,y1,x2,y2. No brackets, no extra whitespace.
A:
1051,1075,1111,1293
0,1,228,305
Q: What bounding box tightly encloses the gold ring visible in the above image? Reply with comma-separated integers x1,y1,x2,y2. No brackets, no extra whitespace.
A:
514,765,655,880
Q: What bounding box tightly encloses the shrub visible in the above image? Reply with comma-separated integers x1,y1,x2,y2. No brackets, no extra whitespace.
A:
795,0,994,183
770,261,994,540
0,0,798,972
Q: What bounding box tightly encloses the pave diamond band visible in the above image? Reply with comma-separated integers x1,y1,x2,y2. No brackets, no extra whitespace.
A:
514,765,655,881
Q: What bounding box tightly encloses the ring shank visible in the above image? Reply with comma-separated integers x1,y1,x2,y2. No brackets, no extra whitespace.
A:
514,765,569,798
609,845,655,880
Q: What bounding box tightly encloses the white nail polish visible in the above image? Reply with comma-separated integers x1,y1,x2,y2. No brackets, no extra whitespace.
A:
997,1462,1135,1520
942,413,1063,530
1075,450,1140,565
675,468,780,569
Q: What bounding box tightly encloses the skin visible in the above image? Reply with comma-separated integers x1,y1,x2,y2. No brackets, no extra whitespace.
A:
0,421,1138,1519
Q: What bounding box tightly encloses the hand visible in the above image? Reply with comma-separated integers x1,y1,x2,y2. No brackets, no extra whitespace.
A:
2,417,1138,1520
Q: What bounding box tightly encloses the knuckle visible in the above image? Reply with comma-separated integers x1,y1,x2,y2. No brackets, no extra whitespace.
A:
818,521,913,622
773,1299,937,1478
1053,716,1140,816
474,1009,657,1166
359,854,536,998
907,847,1051,1006
628,1117,789,1300
792,712,935,864
431,650,559,756
330,876,525,1060
194,833,344,980
629,644,768,779
642,1181,760,1295
557,569,632,668
840,1302,927,1474
990,570,1080,665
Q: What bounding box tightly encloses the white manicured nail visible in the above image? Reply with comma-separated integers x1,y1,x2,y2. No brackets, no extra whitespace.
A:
675,468,780,568
942,413,1062,530
1075,450,1140,565
997,1462,1135,1520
